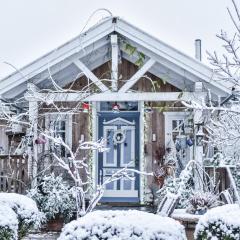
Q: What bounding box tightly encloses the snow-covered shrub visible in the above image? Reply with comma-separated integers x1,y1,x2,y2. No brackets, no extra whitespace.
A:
0,193,45,239
28,173,75,221
186,191,221,214
195,204,240,239
0,205,18,240
58,210,187,240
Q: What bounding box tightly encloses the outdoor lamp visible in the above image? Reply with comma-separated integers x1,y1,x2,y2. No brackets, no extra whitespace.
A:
112,102,120,113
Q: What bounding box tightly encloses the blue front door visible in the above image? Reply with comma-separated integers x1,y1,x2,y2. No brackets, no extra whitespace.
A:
98,112,140,202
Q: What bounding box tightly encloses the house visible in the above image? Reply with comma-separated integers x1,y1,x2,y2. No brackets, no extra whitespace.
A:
0,17,231,203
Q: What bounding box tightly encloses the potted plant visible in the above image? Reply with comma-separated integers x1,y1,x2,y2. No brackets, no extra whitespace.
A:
186,191,221,215
28,173,76,231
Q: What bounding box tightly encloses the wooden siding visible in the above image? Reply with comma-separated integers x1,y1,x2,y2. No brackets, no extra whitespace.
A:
64,59,179,93
72,113,90,152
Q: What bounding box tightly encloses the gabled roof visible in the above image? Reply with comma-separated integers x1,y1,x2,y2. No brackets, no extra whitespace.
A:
0,16,232,100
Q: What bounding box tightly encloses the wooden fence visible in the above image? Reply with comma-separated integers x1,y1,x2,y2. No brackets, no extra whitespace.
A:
0,155,28,193
205,166,230,192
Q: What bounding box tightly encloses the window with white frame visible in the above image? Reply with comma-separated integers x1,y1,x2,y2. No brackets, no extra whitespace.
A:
164,112,193,173
45,114,72,157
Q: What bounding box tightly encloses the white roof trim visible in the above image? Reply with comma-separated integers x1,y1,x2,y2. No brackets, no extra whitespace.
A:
115,18,231,95
0,17,114,95
0,16,231,97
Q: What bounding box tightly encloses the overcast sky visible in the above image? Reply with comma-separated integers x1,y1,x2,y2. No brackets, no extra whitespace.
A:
0,0,236,79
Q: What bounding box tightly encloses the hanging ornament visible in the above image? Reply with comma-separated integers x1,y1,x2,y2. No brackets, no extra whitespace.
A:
82,102,90,113
35,136,47,144
144,102,153,113
186,137,194,147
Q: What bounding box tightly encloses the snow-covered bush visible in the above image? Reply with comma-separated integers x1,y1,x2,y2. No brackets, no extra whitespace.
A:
58,210,187,240
0,205,18,240
28,173,75,221
0,193,45,239
195,204,240,239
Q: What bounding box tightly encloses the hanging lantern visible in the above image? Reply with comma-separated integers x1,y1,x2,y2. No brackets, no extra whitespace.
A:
82,102,90,113
112,102,120,113
196,127,204,146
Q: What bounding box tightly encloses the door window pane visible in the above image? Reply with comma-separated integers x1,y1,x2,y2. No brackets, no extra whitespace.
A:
122,178,133,190
123,130,132,164
105,181,115,190
106,129,115,165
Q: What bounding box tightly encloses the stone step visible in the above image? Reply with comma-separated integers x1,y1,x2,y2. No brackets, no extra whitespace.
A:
23,232,60,240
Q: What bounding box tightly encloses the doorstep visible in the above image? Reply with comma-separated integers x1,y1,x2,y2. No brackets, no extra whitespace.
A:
23,232,60,240
95,203,154,212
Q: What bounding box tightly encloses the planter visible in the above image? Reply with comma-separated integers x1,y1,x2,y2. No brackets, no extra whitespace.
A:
172,209,200,240
45,218,64,232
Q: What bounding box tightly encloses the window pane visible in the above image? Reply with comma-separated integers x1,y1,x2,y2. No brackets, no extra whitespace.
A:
54,120,66,157
123,130,132,164
105,181,115,190
123,179,132,190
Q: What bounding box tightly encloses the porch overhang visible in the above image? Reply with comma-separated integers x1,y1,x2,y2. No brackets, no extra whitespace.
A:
0,16,232,101
24,91,206,102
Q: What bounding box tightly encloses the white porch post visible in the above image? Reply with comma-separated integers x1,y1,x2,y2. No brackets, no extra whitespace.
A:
194,82,204,190
111,35,118,91
91,101,98,192
139,101,145,203
27,83,39,188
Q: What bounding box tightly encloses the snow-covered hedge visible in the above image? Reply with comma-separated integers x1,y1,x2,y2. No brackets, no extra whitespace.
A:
0,193,45,239
58,210,186,240
0,205,18,240
195,204,240,240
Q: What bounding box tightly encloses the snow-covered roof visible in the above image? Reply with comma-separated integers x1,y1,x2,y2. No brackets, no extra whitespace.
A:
0,16,231,100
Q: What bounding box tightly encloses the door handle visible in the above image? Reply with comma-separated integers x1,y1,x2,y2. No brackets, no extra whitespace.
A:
100,169,103,184
135,157,139,167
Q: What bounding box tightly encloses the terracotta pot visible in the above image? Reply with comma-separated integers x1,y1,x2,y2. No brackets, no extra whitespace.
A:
46,217,64,232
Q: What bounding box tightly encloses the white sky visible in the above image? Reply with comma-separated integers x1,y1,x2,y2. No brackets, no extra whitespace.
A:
0,0,236,79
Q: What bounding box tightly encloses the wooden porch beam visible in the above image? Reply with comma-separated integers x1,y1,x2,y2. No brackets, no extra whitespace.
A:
73,59,109,92
25,91,206,102
118,58,156,93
